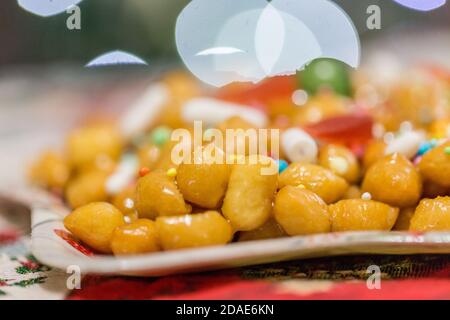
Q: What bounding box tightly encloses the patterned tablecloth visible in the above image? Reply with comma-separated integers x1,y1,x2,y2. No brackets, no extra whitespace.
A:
1,211,450,300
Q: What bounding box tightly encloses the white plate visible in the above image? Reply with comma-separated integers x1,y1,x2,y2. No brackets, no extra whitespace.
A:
27,194,450,277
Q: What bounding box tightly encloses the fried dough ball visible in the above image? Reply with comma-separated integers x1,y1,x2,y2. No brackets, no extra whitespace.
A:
410,196,450,232
29,151,70,189
111,219,160,255
274,186,331,236
65,170,109,209
176,147,230,209
64,202,125,253
156,211,233,250
222,156,278,231
66,124,122,170
135,170,191,219
329,199,399,232
278,163,348,204
319,144,360,183
362,153,422,208
419,142,450,188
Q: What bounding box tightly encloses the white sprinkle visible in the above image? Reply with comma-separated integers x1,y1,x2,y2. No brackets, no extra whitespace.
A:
361,192,372,201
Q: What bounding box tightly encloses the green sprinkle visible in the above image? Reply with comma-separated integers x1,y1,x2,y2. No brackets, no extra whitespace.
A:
444,146,450,155
150,126,172,146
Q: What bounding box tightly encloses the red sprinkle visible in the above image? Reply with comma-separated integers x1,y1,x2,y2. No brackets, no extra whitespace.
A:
139,167,150,177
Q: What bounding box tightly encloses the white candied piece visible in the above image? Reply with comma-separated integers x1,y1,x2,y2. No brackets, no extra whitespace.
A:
281,128,318,163
182,97,268,128
385,131,425,159
119,83,170,139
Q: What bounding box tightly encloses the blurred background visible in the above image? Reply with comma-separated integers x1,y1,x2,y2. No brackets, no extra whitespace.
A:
0,0,449,67
0,0,449,189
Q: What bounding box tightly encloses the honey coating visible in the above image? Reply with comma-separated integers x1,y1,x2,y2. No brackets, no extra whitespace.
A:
156,211,233,250
329,199,399,232
65,170,109,209
66,124,122,170
278,163,348,204
222,156,278,231
238,218,287,242
393,207,415,231
410,196,450,232
135,170,191,219
362,153,422,208
274,186,331,236
319,144,360,183
419,142,450,188
362,140,386,172
64,202,125,253
111,219,160,255
112,185,137,217
28,151,70,189
177,148,230,209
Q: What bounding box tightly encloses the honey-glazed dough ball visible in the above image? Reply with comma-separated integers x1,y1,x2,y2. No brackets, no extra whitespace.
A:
279,163,348,204
156,211,233,250
222,156,278,231
410,196,450,232
419,142,450,188
64,202,125,253
274,186,331,236
177,147,230,209
135,170,191,219
111,219,160,255
362,153,422,208
330,199,399,232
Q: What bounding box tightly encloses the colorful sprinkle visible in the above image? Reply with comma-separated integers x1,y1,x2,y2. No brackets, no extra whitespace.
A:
139,167,150,177
297,184,306,189
166,168,177,178
413,155,422,166
276,159,288,174
150,126,172,146
418,142,433,156
444,146,450,155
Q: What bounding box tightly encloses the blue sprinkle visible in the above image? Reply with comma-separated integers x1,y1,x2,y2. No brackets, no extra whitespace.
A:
276,160,288,174
418,142,433,156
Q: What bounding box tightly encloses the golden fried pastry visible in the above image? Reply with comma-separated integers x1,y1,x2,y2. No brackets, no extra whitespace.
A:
329,199,399,232
279,163,348,204
274,186,331,236
111,219,160,255
64,202,125,253
410,196,450,232
362,153,422,208
156,211,233,250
